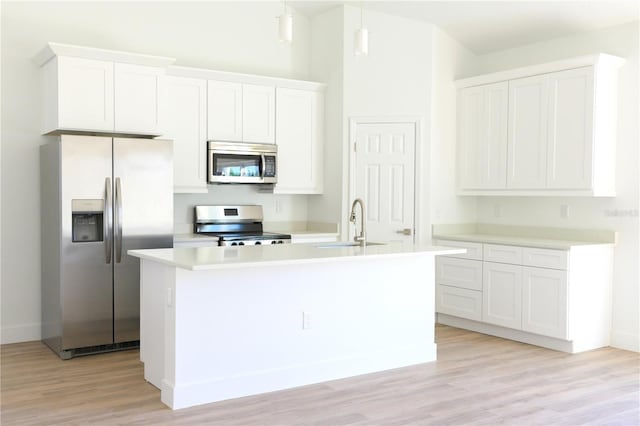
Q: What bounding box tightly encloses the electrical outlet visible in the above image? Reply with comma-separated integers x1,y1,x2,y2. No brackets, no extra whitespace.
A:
276,199,283,214
494,204,502,218
561,204,570,219
302,311,312,330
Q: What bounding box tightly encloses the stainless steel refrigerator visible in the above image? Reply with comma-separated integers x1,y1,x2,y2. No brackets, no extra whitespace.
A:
40,134,173,359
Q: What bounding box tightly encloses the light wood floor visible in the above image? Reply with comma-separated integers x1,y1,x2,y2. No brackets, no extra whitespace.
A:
1,325,638,425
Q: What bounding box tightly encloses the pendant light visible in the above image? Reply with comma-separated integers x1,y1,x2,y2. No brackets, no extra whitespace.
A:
354,2,368,56
278,1,293,43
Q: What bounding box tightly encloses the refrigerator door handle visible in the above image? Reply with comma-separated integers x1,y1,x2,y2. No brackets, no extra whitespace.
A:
115,177,123,263
104,177,112,264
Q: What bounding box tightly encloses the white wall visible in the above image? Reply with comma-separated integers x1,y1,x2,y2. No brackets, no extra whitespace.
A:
0,1,313,343
430,27,479,227
341,5,435,242
307,7,345,230
470,22,640,352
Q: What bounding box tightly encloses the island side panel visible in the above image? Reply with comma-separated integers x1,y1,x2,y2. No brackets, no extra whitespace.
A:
164,254,436,410
139,259,175,389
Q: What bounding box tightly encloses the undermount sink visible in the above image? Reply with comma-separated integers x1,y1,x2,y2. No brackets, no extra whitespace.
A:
314,242,386,249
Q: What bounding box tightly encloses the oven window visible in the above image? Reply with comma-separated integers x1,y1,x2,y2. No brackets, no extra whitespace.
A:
212,154,261,177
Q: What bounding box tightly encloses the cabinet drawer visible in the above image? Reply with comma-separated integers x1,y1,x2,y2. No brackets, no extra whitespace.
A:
434,240,483,260
436,257,482,291
436,285,482,321
522,247,568,270
483,244,523,264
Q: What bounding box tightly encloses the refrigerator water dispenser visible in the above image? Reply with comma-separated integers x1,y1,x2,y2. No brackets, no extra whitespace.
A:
71,199,104,243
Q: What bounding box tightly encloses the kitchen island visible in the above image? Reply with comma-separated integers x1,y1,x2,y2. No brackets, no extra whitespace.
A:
129,243,463,409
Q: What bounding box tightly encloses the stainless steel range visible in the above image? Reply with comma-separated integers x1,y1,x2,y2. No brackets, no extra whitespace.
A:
194,205,291,246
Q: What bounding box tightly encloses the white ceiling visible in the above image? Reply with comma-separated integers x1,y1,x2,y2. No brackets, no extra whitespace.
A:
289,1,640,54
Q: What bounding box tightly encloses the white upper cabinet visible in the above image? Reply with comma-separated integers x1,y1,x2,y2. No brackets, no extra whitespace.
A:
35,43,174,136
546,67,595,190
507,74,549,189
207,81,275,143
458,82,508,189
114,63,165,136
242,84,275,144
164,74,207,193
207,80,243,141
274,87,324,194
456,54,624,196
51,56,115,133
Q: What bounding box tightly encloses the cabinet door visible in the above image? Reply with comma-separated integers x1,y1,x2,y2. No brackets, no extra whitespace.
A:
546,67,595,189
458,82,508,189
165,76,207,193
522,267,568,339
56,56,114,133
114,63,164,136
507,75,549,189
207,80,243,141
274,88,323,194
483,262,522,329
243,84,276,143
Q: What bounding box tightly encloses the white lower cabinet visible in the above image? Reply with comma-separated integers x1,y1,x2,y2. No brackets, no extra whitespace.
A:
436,257,482,291
435,242,483,321
482,262,523,329
436,237,613,352
522,266,568,339
436,285,482,321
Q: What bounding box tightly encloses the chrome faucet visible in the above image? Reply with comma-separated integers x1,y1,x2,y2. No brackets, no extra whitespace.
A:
350,198,366,246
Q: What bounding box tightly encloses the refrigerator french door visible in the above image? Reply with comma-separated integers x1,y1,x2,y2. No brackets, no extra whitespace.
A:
41,135,173,359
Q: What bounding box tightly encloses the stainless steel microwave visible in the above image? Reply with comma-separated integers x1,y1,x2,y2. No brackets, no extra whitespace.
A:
207,141,277,184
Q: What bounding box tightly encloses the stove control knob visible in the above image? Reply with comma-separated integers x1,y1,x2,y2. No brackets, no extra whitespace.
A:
231,242,238,246
238,242,244,246
255,241,262,245
271,241,277,244
278,240,284,244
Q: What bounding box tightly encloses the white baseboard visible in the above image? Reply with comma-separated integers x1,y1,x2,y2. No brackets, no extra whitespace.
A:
1,322,41,344
163,343,438,410
611,330,640,352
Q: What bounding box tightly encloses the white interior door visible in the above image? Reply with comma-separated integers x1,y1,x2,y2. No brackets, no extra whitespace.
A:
353,122,416,243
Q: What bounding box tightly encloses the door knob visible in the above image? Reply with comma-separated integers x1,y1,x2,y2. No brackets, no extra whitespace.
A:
396,228,412,236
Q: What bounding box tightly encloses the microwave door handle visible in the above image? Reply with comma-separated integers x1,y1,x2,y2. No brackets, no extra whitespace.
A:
260,154,266,180
104,177,112,264
115,177,123,263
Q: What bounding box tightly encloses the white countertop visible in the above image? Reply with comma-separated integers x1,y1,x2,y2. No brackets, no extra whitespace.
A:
129,243,464,271
433,233,615,250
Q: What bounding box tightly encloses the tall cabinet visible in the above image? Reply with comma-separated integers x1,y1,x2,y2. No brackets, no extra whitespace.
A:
456,54,624,196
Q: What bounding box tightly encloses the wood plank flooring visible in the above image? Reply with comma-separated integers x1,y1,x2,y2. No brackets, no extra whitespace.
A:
1,325,638,425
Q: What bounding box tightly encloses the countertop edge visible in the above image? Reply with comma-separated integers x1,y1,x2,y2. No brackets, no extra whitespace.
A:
129,246,465,271
433,233,616,250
